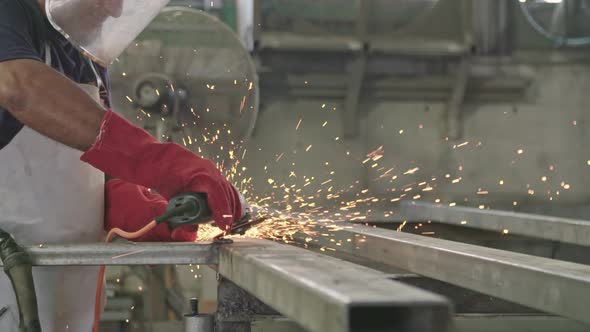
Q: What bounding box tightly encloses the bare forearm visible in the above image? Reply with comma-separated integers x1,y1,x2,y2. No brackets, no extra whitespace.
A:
0,59,105,151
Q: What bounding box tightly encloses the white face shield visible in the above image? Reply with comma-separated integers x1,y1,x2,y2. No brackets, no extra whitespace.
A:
46,0,170,66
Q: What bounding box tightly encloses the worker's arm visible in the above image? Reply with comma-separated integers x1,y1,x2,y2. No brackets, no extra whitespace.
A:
0,59,105,151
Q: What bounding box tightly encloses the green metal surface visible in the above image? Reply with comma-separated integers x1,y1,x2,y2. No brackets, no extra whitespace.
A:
0,229,41,332
255,0,468,53
137,8,239,48
259,0,356,21
453,314,590,332
220,0,237,31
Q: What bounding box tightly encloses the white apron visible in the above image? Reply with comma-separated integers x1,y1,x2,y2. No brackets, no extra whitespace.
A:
0,44,105,331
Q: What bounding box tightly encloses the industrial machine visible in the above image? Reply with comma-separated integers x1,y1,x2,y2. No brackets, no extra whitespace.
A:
109,6,259,161
519,0,590,47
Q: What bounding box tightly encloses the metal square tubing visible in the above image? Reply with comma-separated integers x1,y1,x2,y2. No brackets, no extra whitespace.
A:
293,223,590,325
0,242,220,266
400,200,590,246
218,238,451,332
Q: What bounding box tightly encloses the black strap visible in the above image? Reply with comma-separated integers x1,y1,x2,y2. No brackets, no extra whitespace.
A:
15,0,48,55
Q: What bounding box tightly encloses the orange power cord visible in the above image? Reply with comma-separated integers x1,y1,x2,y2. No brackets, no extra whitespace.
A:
93,220,158,332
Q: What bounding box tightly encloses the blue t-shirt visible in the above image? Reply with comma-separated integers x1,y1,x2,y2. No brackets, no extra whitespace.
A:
0,0,110,150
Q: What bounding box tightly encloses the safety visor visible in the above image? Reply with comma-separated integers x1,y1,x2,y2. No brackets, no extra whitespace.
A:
46,0,170,66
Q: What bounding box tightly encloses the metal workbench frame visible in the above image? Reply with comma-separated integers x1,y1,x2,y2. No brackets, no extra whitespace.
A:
0,238,451,332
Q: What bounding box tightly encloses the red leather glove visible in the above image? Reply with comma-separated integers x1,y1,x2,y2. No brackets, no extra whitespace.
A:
105,179,197,242
82,110,241,232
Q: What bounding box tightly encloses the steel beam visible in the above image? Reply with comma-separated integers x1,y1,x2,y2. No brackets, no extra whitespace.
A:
0,242,220,266
444,57,470,140
341,0,368,139
342,54,366,138
218,238,451,332
400,200,590,246
292,223,590,325
257,32,362,52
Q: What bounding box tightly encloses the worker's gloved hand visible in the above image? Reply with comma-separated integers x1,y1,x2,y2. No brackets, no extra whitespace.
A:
105,179,198,242
82,110,241,232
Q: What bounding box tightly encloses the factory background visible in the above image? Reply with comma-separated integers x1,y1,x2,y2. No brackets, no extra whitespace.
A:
94,0,590,331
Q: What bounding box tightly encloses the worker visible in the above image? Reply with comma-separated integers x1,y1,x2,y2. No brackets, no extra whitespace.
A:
0,0,244,331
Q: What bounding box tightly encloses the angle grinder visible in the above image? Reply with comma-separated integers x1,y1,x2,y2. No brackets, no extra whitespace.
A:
160,192,266,239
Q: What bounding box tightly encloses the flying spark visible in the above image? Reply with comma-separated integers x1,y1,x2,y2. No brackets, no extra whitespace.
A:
296,118,303,130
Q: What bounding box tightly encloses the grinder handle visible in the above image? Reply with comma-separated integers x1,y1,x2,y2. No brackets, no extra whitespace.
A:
156,193,213,229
